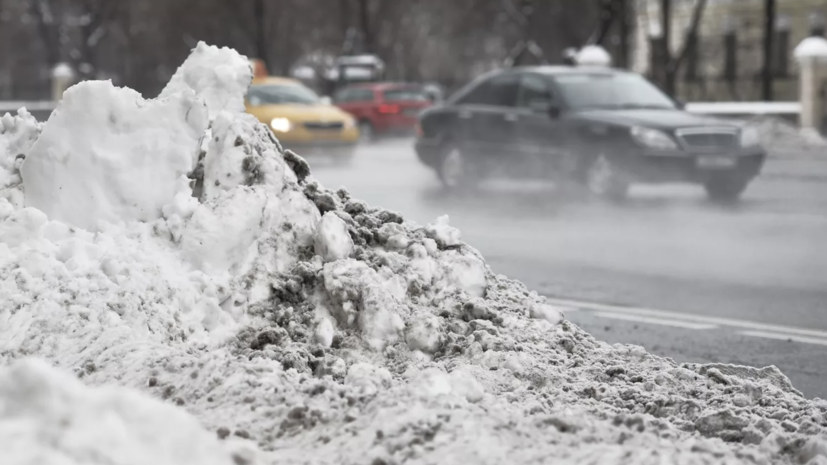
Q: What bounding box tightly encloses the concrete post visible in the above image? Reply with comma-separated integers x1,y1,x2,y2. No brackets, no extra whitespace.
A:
51,63,74,102
794,37,827,133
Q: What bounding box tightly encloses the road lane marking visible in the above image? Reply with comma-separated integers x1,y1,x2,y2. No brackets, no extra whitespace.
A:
592,311,718,330
739,330,827,347
546,297,827,339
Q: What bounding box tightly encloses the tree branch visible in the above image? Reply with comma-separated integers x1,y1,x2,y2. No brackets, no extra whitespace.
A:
501,0,527,27
672,0,707,68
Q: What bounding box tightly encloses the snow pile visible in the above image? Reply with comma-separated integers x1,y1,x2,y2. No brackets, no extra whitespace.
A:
160,42,253,118
0,359,248,465
1,42,827,465
21,82,209,231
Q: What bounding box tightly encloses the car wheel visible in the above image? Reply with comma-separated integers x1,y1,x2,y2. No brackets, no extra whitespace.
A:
585,154,630,201
438,146,477,190
704,174,750,203
358,121,374,142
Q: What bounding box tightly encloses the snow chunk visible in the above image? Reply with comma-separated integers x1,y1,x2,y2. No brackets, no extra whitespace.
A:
795,37,827,60
21,81,208,231
0,207,47,247
314,317,335,348
529,303,564,325
409,367,485,403
439,251,487,297
0,109,39,208
425,215,461,247
322,259,405,347
180,188,267,277
160,41,253,118
405,311,443,354
345,363,392,396
314,212,353,262
575,45,612,67
0,359,237,465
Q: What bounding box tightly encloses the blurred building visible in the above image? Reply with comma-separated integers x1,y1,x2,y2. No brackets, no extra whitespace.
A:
633,0,827,101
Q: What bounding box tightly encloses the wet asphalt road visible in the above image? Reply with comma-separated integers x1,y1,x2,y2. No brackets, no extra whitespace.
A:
309,139,827,399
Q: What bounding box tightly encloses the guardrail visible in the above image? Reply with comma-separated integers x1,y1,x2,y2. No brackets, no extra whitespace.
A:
685,101,800,116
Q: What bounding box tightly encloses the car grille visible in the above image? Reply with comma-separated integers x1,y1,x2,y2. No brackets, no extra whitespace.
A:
676,129,738,150
303,121,344,131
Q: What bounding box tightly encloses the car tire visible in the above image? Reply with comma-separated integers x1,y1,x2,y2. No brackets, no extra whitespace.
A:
358,120,374,142
437,145,478,191
704,174,750,203
584,154,630,202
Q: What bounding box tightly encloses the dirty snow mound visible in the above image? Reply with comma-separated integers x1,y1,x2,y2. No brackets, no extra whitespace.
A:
0,359,246,465
1,43,826,465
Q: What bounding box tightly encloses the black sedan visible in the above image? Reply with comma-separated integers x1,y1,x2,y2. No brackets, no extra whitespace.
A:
414,67,766,202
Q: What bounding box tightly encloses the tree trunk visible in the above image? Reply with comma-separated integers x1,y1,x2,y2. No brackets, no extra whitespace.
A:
661,0,673,95
358,0,372,53
761,0,775,101
254,0,267,61
618,0,630,69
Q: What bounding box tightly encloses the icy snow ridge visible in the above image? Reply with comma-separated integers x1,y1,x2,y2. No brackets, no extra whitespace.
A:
0,42,826,465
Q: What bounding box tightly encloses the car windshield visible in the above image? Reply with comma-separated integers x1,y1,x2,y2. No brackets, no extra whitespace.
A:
554,73,676,110
383,87,429,102
247,84,320,105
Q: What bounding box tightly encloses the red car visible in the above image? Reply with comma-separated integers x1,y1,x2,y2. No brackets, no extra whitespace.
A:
333,83,433,139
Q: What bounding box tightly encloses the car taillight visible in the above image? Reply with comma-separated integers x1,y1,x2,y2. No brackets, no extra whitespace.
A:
378,104,400,114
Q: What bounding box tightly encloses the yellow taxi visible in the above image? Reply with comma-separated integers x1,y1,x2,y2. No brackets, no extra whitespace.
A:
245,76,360,162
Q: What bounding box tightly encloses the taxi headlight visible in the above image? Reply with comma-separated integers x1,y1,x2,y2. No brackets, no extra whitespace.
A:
270,118,291,133
631,126,678,150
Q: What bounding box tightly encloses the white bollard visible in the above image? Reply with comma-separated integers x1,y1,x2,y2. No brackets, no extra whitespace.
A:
794,37,827,134
51,63,75,102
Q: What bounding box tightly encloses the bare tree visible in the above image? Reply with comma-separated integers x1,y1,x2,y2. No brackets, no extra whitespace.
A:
761,0,776,100
652,0,708,95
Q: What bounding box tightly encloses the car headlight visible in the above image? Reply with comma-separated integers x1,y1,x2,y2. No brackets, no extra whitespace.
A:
630,126,678,150
270,117,291,133
740,126,761,147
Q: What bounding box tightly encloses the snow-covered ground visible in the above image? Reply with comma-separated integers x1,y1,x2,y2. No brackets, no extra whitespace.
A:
1,43,826,465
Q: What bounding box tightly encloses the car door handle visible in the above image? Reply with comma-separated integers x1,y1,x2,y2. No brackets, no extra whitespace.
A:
459,110,473,119
504,114,519,123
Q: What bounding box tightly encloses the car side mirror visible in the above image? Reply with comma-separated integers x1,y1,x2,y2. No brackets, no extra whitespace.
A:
674,99,686,110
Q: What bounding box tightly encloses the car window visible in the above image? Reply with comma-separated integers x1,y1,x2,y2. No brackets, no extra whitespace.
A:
334,88,374,103
553,73,676,110
334,89,354,102
517,74,554,108
247,84,320,105
456,74,519,107
383,87,429,102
